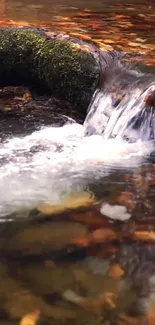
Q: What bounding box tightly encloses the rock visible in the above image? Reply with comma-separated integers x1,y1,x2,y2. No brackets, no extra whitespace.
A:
145,90,155,108
2,221,89,256
0,27,100,113
15,263,76,296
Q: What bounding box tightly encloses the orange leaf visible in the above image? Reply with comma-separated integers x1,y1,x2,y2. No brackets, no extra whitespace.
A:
92,228,117,243
20,310,40,325
108,264,124,278
135,231,155,241
72,236,92,247
147,311,155,325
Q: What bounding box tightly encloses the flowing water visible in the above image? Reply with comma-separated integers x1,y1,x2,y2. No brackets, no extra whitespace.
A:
84,67,155,141
0,1,155,325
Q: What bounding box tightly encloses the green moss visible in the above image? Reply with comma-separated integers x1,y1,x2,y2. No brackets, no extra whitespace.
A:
0,27,100,111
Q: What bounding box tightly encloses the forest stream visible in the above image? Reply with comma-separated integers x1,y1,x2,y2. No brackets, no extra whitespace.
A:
0,1,155,325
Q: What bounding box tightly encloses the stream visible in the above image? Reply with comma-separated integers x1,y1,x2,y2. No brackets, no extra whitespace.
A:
0,1,155,325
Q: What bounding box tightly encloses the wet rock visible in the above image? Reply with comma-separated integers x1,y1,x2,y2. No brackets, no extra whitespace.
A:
0,86,32,100
63,289,117,314
69,207,111,229
0,27,100,113
15,263,76,296
145,90,155,108
3,221,89,256
0,262,53,320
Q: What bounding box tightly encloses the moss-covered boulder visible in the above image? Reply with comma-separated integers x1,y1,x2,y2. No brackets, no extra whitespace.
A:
0,27,100,112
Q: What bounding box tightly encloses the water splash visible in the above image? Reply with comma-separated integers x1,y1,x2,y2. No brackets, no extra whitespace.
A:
0,122,152,217
84,67,155,141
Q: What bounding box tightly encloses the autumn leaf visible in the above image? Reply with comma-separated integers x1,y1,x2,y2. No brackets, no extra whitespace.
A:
92,228,117,243
108,264,124,278
72,235,92,247
128,41,143,47
135,231,155,241
20,310,40,325
38,192,96,215
104,39,115,44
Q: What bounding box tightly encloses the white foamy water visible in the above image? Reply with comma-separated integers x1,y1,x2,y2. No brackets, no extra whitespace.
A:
0,122,153,217
84,84,155,141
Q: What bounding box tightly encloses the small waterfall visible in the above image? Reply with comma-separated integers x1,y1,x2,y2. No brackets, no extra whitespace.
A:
84,65,155,142
0,58,154,217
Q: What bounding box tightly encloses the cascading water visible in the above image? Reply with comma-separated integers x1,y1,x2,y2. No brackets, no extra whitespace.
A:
84,66,155,141
0,63,154,218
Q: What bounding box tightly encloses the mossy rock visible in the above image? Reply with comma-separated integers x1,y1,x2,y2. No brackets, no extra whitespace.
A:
0,27,100,113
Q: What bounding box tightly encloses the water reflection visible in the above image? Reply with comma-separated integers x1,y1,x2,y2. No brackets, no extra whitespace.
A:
0,0,155,65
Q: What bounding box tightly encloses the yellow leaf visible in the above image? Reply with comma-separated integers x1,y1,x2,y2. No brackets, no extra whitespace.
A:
104,39,115,44
20,310,40,325
128,41,142,47
38,192,96,215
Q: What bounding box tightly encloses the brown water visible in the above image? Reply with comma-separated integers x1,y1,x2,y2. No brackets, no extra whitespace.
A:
0,1,155,325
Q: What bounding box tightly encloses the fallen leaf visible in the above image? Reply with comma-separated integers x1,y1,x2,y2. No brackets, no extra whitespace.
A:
103,39,115,44
72,235,92,247
108,264,124,278
128,41,143,47
92,228,117,243
135,231,155,241
147,311,155,325
114,15,128,19
38,192,96,215
20,310,40,325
